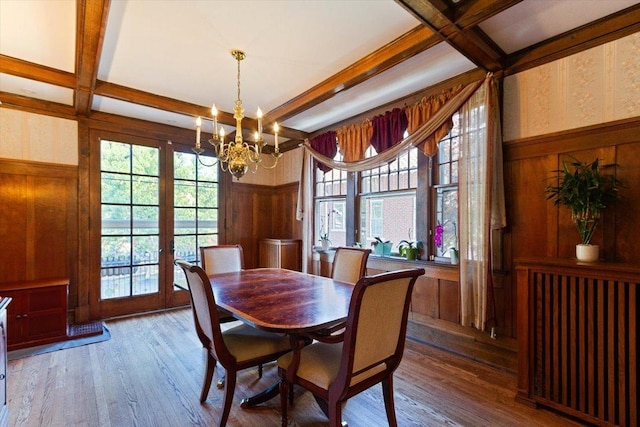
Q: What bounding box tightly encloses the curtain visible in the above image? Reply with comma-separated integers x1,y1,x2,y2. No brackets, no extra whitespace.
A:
458,76,506,331
302,78,483,172
296,147,314,273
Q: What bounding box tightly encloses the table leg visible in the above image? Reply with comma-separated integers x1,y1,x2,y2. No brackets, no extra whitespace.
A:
240,381,280,408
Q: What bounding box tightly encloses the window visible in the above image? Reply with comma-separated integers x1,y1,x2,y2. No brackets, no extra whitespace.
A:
311,112,464,262
359,146,418,251
434,114,460,258
314,152,347,248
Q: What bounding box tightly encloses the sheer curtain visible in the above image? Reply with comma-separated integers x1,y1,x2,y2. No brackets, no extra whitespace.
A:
458,77,505,331
296,147,314,273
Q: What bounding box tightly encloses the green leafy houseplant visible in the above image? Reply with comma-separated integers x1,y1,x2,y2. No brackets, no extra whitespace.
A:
371,237,392,256
545,156,620,248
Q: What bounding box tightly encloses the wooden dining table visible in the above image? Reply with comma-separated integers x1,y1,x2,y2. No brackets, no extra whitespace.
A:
207,267,355,407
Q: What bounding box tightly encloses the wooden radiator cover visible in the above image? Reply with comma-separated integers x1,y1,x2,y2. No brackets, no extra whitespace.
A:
516,258,638,427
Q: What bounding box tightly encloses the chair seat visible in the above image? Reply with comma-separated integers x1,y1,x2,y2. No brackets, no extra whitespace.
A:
277,342,386,390
223,324,290,363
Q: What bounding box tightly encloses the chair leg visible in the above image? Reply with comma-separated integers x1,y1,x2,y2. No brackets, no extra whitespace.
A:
382,376,398,427
219,370,236,427
279,376,289,427
328,398,343,427
258,363,263,379
201,353,216,403
216,362,226,389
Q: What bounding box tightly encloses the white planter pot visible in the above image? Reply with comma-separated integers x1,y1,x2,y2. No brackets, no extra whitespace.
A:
576,244,599,262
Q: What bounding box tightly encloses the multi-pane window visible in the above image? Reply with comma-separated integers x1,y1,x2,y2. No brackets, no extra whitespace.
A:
314,152,348,248
359,146,418,251
434,114,460,258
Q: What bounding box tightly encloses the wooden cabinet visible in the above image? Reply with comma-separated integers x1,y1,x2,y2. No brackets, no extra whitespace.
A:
0,298,9,427
516,258,639,427
259,239,302,271
1,278,68,351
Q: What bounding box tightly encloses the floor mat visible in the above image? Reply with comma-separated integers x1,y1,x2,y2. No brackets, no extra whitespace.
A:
8,323,111,361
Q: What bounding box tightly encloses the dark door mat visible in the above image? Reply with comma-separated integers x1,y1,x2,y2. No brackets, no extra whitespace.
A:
68,321,104,338
8,323,110,360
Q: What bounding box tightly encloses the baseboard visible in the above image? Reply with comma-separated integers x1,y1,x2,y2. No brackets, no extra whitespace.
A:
407,317,517,374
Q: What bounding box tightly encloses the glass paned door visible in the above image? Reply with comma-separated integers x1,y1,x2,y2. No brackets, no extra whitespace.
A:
100,140,161,299
172,151,219,290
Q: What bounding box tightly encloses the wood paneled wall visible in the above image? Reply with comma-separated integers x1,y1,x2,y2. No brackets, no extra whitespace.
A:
0,159,79,317
224,181,302,269
502,117,640,338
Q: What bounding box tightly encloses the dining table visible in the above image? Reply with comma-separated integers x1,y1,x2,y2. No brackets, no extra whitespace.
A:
207,267,355,407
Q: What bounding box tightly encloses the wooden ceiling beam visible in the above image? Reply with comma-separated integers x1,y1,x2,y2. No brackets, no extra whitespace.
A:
264,25,440,125
454,0,523,30
506,4,640,75
94,80,308,141
395,0,505,71
0,91,76,119
75,0,110,117
0,55,76,88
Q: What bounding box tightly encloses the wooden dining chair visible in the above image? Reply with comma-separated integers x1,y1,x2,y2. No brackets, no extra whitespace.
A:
175,260,292,427
199,244,244,323
277,268,425,427
330,247,371,284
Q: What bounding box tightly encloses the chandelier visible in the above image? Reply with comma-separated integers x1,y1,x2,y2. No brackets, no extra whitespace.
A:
193,49,281,179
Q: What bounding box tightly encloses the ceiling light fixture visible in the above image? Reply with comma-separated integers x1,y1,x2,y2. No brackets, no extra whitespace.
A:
193,49,281,180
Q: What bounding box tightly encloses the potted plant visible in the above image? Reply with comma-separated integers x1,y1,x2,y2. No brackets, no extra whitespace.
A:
434,221,458,264
318,232,331,251
371,237,392,256
399,240,419,260
545,156,620,262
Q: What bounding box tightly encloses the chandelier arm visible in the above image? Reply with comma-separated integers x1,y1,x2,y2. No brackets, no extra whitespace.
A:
259,152,282,169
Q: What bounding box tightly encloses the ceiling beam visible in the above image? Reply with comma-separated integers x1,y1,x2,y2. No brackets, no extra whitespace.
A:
264,25,440,125
454,0,524,30
0,55,76,88
75,0,111,116
93,80,308,141
506,4,640,75
0,91,76,119
394,0,507,71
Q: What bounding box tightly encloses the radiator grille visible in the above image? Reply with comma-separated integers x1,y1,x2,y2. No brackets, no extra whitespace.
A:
530,271,638,426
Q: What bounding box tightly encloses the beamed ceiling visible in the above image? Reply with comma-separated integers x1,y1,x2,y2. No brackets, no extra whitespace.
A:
1,0,639,150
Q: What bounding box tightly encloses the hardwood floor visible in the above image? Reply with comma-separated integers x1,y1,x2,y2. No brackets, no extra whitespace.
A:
7,308,583,427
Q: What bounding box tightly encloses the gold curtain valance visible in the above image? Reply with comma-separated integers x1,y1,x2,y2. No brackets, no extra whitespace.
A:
303,77,485,172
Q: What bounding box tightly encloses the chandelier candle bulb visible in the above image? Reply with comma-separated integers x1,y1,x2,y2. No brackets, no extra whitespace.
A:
274,122,279,150
257,108,263,136
211,104,218,135
196,117,202,149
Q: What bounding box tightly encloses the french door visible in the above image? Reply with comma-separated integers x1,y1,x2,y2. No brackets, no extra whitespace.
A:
91,131,220,318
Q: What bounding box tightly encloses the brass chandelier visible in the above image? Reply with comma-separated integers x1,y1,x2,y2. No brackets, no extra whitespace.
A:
194,49,281,179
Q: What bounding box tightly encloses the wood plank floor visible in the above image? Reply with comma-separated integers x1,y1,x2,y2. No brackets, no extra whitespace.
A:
7,308,583,427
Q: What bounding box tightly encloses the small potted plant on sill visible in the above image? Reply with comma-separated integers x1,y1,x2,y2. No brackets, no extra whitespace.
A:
399,229,419,260
318,233,331,251
399,240,419,260
434,221,459,265
371,237,392,256
545,156,620,262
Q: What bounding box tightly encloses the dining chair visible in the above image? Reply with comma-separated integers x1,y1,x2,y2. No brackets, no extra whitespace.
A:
330,247,371,284
200,244,244,323
175,259,292,427
277,267,425,427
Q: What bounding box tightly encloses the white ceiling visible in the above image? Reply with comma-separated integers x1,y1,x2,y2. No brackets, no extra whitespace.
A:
1,0,639,140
